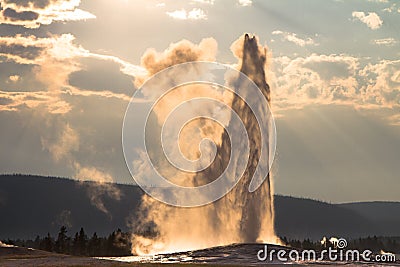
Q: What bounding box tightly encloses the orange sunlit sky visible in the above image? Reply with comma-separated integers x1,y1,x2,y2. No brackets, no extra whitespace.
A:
0,0,399,203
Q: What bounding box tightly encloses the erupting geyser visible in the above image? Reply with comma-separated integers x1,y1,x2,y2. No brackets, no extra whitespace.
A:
130,34,279,255
222,33,275,243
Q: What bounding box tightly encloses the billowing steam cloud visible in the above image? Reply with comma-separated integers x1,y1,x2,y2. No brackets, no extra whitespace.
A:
74,163,122,216
134,37,217,87
132,37,230,189
40,116,121,215
41,123,79,163
130,35,279,255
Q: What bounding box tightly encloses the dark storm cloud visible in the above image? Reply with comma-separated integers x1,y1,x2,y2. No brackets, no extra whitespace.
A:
3,0,52,9
68,58,136,95
3,8,39,21
0,44,42,60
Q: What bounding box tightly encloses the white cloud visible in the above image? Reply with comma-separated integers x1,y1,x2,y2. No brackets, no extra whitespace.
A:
372,38,397,46
8,75,20,83
268,54,400,114
166,9,187,20
272,30,317,47
155,2,166,7
381,4,400,13
238,0,252,6
269,54,359,110
352,11,383,30
188,8,207,20
191,0,215,5
166,8,207,20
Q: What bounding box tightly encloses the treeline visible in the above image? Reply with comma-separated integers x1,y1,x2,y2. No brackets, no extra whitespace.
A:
3,226,132,257
281,236,400,253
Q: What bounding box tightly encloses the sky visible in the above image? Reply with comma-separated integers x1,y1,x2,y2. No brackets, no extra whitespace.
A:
0,0,399,203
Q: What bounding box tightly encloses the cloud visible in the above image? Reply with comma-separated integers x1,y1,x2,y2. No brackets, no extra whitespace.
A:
2,7,39,21
270,54,358,105
0,0,95,28
359,59,400,106
0,33,145,98
272,30,317,47
155,2,165,7
238,0,252,6
268,54,400,115
3,0,54,9
0,43,43,62
372,38,397,46
0,90,72,113
382,3,399,13
68,58,136,95
8,75,20,83
166,9,186,19
352,11,383,30
0,34,85,65
388,114,400,126
166,8,207,20
0,34,92,99
191,0,215,4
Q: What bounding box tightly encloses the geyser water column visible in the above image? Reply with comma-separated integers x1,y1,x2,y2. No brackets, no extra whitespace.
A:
122,34,278,255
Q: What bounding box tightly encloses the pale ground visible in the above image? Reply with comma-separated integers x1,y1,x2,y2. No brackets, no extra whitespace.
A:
0,245,127,267
0,246,300,267
1,244,398,267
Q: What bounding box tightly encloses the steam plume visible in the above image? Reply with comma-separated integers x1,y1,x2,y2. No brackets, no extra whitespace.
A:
41,121,121,215
131,34,279,255
74,163,122,216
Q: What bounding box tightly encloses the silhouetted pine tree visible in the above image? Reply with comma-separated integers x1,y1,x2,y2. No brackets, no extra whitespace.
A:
40,233,53,252
77,227,87,255
55,226,68,253
72,232,79,255
88,232,100,256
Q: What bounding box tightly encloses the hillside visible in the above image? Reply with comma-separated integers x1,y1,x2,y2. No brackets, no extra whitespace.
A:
274,195,392,240
1,174,399,240
0,175,141,239
338,202,400,238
